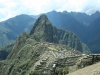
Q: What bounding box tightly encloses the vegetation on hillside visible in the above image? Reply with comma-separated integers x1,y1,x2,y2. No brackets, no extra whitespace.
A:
0,14,90,75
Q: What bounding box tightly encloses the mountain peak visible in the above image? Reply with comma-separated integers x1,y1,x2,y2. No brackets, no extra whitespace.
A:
29,14,90,53
30,14,52,35
30,14,54,42
39,14,48,20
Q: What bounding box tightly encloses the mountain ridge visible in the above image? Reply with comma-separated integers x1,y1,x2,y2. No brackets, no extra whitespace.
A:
0,14,35,47
46,11,100,53
46,11,88,43
0,11,100,56
29,14,90,53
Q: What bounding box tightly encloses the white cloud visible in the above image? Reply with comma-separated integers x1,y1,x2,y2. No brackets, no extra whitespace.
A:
82,0,100,15
0,0,100,21
56,0,87,12
0,0,19,21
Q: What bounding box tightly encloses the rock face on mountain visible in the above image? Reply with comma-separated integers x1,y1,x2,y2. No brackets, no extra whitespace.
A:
0,15,90,75
30,15,54,43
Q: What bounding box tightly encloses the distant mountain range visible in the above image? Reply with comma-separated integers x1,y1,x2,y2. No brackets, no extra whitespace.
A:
0,14,35,47
46,11,87,43
46,11,100,53
0,11,100,53
87,17,100,53
63,11,100,26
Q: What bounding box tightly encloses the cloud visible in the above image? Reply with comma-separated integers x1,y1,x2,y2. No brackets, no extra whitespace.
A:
0,0,19,21
0,0,100,21
56,0,87,12
81,0,100,15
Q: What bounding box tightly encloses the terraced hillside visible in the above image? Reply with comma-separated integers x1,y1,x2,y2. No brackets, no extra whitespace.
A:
0,14,91,75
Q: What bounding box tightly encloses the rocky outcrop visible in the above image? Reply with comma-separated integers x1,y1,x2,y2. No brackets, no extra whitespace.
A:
30,14,54,43
68,62,100,75
76,54,100,69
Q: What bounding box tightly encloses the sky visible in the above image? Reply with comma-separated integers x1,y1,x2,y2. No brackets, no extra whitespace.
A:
0,0,100,21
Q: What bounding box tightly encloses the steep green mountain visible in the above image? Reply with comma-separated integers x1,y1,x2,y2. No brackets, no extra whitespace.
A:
0,11,100,54
0,14,35,48
30,14,90,53
46,11,87,43
0,15,90,75
46,11,100,53
87,17,100,53
0,11,100,63
60,11,100,53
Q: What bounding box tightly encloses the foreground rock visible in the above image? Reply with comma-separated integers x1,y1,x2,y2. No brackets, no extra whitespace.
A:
68,62,100,75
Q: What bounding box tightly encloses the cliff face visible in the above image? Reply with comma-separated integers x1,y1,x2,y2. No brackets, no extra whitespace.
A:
53,27,82,52
30,14,54,43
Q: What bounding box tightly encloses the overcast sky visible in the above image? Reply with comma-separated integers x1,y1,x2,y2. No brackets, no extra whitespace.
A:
0,0,100,21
